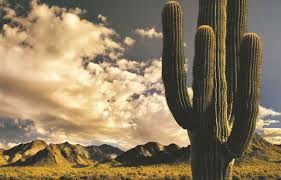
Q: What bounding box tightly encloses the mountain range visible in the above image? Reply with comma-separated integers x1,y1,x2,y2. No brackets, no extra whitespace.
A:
0,134,280,167
0,140,123,167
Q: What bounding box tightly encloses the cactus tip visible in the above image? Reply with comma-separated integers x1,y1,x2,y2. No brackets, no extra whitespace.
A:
242,32,261,40
165,0,180,5
197,25,214,33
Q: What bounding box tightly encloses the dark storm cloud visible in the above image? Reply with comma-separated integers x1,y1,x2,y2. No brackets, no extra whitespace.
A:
0,116,37,146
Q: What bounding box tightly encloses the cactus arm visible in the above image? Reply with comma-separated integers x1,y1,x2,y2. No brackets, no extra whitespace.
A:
161,1,263,179
226,33,262,158
197,0,229,142
193,25,216,131
226,0,248,126
162,1,194,130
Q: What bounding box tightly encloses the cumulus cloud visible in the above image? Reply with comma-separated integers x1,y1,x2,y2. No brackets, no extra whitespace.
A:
259,106,281,119
123,37,135,47
259,127,281,145
0,1,187,150
257,106,281,144
261,128,281,136
98,14,107,24
256,119,279,129
135,27,163,39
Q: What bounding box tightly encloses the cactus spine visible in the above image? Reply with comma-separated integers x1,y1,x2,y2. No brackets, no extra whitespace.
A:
162,0,262,179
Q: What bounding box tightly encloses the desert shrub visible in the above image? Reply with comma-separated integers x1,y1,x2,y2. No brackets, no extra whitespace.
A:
180,176,191,180
59,174,74,180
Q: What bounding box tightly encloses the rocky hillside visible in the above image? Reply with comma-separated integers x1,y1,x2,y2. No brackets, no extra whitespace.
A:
0,133,280,167
236,133,281,164
115,142,191,166
115,134,281,166
2,140,48,165
0,141,123,167
87,144,124,162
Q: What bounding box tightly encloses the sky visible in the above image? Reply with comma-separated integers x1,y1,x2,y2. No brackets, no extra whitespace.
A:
0,0,280,150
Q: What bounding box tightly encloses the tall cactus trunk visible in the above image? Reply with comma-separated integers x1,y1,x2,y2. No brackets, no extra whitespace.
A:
189,132,234,180
162,0,262,179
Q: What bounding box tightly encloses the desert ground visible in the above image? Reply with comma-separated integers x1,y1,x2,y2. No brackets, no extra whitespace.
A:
0,163,280,180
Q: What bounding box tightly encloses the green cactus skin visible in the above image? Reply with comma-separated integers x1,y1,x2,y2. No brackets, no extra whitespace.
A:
162,0,262,179
192,26,215,133
226,0,248,127
198,0,229,143
162,1,194,129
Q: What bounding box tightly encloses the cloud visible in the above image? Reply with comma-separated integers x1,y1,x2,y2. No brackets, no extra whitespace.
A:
0,1,187,150
135,27,163,39
0,117,38,149
260,128,281,137
259,128,281,144
98,14,107,24
123,37,135,47
256,119,279,129
258,106,281,119
2,1,279,150
256,106,281,144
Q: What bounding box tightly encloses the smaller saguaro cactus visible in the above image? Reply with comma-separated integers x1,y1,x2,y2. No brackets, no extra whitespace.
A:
162,0,262,179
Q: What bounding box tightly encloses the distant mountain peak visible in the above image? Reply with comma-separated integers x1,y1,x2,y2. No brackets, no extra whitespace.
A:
0,133,280,167
144,142,162,146
115,134,281,166
166,143,181,152
31,139,46,144
29,139,48,148
115,142,189,166
61,141,72,146
1,140,123,167
99,144,113,147
144,142,164,149
3,139,48,164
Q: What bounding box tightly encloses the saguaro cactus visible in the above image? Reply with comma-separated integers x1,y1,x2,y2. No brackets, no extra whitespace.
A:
162,0,262,179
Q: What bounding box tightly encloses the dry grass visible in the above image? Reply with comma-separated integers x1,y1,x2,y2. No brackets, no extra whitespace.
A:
0,163,280,180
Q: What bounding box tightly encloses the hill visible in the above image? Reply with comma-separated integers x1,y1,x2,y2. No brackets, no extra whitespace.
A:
115,134,281,166
3,140,47,165
0,148,6,166
0,141,123,167
0,133,280,167
87,144,124,162
55,142,93,166
115,142,191,165
13,144,70,166
236,133,281,164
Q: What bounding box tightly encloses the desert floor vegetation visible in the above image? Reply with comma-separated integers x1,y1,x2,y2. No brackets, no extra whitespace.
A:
0,163,280,180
